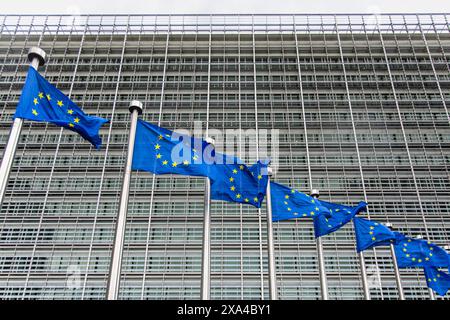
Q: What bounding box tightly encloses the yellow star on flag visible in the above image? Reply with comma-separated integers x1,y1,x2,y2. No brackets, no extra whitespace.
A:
46,94,51,100
57,100,64,107
33,98,38,105
155,144,160,150
162,160,168,165
38,92,44,99
74,117,80,123
156,154,162,159
172,162,178,167
32,109,38,116
67,109,74,115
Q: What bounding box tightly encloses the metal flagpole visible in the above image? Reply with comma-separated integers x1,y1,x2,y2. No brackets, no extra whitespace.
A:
106,100,143,300
358,251,370,300
311,189,328,300
200,137,214,300
386,223,405,300
0,47,46,207
265,167,278,300
200,25,213,300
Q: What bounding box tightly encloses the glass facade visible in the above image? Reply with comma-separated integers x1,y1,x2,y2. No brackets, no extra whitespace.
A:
0,14,449,300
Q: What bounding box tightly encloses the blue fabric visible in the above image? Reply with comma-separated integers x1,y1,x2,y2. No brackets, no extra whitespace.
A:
270,182,331,222
209,160,269,208
353,217,397,252
132,119,269,207
313,200,367,238
132,119,214,177
423,267,450,296
394,233,450,268
13,67,108,149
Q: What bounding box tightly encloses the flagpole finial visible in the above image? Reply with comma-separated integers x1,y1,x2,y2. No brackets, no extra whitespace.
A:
27,47,46,66
267,166,273,176
416,235,423,239
205,137,215,146
385,222,394,230
444,245,449,251
129,100,143,115
310,189,319,198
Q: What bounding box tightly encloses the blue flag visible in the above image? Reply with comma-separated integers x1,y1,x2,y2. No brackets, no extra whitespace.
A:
313,200,367,238
353,217,397,252
132,119,270,207
209,160,269,208
423,267,450,296
132,119,213,177
13,67,108,149
270,182,331,222
394,234,450,268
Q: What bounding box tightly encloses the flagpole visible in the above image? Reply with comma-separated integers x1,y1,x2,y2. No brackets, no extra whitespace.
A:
265,167,278,300
358,251,370,300
106,100,142,300
311,189,328,300
200,137,214,300
386,223,405,300
389,243,406,300
0,47,46,207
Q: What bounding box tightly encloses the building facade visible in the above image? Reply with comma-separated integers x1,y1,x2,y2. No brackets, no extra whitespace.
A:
0,14,449,300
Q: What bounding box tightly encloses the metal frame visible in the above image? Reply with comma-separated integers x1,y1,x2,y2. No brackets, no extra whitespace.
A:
0,13,448,300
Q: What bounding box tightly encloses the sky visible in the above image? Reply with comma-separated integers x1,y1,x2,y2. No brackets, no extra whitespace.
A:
2,0,450,15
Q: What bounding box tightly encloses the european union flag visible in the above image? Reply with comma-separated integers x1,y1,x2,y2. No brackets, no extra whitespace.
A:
13,67,108,149
353,217,397,252
209,160,269,208
394,234,450,268
423,267,450,296
132,120,270,207
313,200,367,238
270,182,331,222
132,119,213,177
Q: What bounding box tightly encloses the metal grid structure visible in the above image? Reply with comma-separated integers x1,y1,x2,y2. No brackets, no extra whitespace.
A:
0,14,449,300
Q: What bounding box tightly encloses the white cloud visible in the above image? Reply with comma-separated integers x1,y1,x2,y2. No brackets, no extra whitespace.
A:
3,0,450,14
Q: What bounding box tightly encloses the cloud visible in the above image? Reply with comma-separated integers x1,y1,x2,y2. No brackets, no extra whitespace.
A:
2,0,450,14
